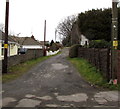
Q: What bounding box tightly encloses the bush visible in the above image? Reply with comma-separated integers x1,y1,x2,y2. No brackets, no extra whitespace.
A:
69,44,82,58
50,43,59,52
89,40,109,48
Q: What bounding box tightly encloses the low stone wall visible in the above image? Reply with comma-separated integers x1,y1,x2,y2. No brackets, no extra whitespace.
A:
2,49,43,69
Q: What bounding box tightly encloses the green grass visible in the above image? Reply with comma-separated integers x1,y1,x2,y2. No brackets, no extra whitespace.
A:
2,55,53,83
68,57,120,90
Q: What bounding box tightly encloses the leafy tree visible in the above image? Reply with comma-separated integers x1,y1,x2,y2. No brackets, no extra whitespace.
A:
50,40,54,46
57,8,120,46
77,8,112,41
62,35,71,47
45,43,50,47
0,23,4,32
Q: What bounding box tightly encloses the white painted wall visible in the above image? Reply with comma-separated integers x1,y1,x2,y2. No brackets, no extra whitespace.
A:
80,35,89,46
46,49,60,56
10,44,19,56
22,45,42,49
0,42,2,60
0,41,20,60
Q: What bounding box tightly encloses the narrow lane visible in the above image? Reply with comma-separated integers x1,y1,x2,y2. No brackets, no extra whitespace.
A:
2,48,119,108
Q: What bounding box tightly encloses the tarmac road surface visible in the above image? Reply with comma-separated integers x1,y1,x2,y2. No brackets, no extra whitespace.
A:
2,48,120,108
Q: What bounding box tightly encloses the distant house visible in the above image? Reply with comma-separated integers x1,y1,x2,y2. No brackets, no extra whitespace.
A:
11,35,43,49
0,30,20,60
80,35,89,46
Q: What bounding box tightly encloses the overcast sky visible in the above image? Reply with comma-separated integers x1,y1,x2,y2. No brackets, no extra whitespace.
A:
0,0,112,42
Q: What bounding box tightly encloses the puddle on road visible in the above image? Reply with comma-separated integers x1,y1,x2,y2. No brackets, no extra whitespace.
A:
52,63,68,70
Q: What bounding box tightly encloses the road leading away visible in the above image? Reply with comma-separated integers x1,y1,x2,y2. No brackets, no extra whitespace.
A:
2,48,120,108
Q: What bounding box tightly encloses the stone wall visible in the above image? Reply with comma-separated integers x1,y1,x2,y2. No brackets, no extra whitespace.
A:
2,49,43,69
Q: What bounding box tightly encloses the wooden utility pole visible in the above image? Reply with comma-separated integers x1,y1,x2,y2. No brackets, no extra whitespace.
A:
43,20,46,56
55,29,57,42
3,0,9,73
111,0,119,80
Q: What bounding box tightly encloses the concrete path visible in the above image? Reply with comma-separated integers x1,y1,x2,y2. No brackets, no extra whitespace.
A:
2,48,120,108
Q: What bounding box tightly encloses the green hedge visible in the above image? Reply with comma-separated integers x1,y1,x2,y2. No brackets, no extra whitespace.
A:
69,44,82,58
89,40,120,50
50,43,59,52
89,40,109,48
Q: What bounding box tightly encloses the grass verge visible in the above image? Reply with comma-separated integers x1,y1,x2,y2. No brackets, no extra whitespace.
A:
2,54,57,83
68,57,120,90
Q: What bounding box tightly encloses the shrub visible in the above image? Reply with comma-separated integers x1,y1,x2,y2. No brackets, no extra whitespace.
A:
89,40,109,48
69,44,82,58
50,43,59,52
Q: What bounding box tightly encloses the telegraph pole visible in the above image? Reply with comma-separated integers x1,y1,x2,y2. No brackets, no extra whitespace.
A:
43,20,46,56
55,29,57,42
111,0,119,81
3,0,9,73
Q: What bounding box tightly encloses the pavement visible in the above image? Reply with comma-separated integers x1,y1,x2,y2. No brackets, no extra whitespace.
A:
2,48,120,108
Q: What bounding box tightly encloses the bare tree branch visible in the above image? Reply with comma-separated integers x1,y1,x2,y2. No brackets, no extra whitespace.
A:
57,15,76,38
0,23,5,32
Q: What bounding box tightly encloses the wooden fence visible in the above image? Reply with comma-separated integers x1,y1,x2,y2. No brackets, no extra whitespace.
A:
117,50,120,83
77,48,120,83
78,48,110,81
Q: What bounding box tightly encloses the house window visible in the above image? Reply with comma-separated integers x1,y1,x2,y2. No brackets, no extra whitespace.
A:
1,43,10,56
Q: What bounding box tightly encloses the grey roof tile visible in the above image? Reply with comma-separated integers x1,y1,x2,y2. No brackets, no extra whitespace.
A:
10,36,41,45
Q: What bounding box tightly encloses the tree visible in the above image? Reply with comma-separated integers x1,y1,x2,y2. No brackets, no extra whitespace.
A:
0,23,15,36
77,8,112,41
57,15,77,46
50,40,54,46
0,23,5,32
62,36,71,46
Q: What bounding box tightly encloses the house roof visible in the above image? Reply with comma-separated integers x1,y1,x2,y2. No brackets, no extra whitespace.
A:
39,41,49,45
0,30,18,43
0,30,2,40
0,31,42,46
11,36,41,46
